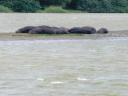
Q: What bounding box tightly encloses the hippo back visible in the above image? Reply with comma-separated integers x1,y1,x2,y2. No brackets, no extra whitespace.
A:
97,28,109,34
69,27,83,34
29,26,54,34
82,26,96,34
52,27,69,34
16,26,35,33
69,26,96,34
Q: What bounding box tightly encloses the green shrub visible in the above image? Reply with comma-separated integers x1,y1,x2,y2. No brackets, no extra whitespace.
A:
37,6,82,13
0,5,13,12
0,0,41,12
1,0,128,13
38,0,71,7
41,6,68,13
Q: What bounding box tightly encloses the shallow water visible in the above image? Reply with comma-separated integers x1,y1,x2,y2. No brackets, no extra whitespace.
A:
0,38,128,96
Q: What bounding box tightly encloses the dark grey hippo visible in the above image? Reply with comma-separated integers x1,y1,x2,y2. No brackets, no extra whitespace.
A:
69,26,96,34
38,25,51,28
82,26,97,34
51,27,69,34
29,26,54,34
29,26,69,34
16,26,35,33
97,28,109,34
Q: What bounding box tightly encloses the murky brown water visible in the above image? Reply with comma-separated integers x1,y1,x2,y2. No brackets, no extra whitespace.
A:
0,37,128,96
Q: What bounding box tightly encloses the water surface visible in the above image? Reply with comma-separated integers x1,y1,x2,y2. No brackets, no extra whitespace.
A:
0,38,128,96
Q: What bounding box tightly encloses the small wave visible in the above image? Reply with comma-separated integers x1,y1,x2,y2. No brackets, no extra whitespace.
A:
94,76,128,81
50,81,64,85
77,77,89,81
37,78,44,81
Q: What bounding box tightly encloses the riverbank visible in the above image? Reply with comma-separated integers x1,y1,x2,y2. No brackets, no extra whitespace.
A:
0,31,128,41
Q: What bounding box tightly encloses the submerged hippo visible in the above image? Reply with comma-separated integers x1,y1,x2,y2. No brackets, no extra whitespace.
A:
16,26,35,33
69,26,96,34
97,28,109,34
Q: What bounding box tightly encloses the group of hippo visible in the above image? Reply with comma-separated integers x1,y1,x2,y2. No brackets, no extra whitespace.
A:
16,25,109,34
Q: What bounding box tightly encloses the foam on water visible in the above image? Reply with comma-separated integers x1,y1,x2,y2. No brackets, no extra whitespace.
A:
37,78,45,81
77,77,89,81
50,81,64,85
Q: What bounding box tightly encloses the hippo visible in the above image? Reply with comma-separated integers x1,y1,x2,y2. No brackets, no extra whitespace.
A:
69,26,96,34
29,26,54,34
68,27,83,34
38,25,51,29
81,26,97,34
29,26,69,34
51,27,69,34
97,28,109,34
16,26,35,33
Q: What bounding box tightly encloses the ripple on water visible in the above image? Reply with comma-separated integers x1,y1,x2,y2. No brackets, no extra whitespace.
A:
50,81,64,85
77,77,89,81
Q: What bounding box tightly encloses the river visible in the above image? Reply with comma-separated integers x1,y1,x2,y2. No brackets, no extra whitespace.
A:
0,37,128,96
0,13,128,96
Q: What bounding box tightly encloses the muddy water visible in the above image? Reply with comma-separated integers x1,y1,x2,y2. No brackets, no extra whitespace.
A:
0,37,128,96
0,13,128,32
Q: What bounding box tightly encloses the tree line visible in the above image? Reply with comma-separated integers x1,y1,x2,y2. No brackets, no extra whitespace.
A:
0,0,128,13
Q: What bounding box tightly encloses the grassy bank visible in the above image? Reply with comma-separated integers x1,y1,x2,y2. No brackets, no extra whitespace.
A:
0,5,13,13
37,6,82,13
0,5,82,13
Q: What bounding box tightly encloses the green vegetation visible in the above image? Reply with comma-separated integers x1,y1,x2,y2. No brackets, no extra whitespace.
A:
37,6,68,13
0,0,41,12
0,5,13,12
37,6,82,13
0,0,128,13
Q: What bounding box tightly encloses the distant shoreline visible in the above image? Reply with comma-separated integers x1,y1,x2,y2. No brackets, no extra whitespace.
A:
0,31,128,41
